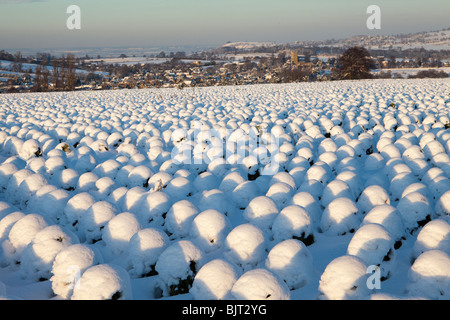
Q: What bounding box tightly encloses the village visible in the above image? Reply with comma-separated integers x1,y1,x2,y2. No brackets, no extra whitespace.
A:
1,45,449,93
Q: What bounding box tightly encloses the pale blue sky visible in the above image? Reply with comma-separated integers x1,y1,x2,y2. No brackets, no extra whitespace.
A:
0,0,449,50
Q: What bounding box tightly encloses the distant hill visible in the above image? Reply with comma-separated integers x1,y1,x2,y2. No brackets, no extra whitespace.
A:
304,28,450,51
218,28,450,52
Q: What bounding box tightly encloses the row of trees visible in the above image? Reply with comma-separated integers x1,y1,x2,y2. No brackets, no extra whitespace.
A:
33,54,77,92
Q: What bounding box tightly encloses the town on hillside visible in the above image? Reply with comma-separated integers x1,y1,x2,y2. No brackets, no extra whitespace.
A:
1,30,450,93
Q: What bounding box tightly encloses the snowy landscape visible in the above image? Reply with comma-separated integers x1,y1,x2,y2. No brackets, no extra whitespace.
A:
0,78,449,300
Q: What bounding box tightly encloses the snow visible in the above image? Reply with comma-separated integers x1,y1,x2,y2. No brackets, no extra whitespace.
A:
71,264,133,300
154,240,204,297
347,223,396,280
126,228,169,278
50,243,104,299
320,197,360,236
191,259,239,300
318,255,371,300
0,78,449,300
265,239,313,290
413,219,450,258
20,225,79,281
224,224,266,272
230,268,290,300
189,209,231,253
243,195,278,232
406,250,450,300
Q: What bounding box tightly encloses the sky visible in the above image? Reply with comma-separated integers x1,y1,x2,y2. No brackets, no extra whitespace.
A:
0,0,449,51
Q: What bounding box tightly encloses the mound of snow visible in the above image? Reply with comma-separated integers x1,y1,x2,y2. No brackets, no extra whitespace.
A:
347,223,396,280
272,205,313,245
265,239,313,290
224,224,266,271
360,205,405,246
78,201,117,243
413,219,450,258
230,268,290,300
243,196,278,232
165,200,199,238
71,264,132,300
20,225,79,281
50,244,104,299
406,250,450,300
357,185,390,215
396,192,432,234
102,212,141,257
318,255,370,300
136,191,171,228
191,259,239,300
320,197,360,235
126,228,169,278
155,240,204,297
6,213,48,263
189,209,231,253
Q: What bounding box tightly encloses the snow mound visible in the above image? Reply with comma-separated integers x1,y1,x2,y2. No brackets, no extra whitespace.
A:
290,191,321,226
360,205,406,245
224,224,266,271
357,185,390,215
126,228,169,278
136,191,171,228
62,192,95,231
50,244,104,299
318,255,370,300
155,240,204,297
165,200,199,238
347,223,396,280
413,219,450,258
272,205,313,245
78,201,117,243
396,192,432,234
6,213,48,263
406,250,450,300
243,196,278,232
20,225,79,281
320,197,360,235
189,209,231,253
191,259,239,300
71,264,132,300
102,212,141,257
265,239,313,290
230,268,290,300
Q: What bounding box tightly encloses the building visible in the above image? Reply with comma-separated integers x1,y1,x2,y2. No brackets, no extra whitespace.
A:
291,51,299,68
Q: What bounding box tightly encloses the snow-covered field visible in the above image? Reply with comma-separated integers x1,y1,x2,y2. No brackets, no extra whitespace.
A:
0,78,449,300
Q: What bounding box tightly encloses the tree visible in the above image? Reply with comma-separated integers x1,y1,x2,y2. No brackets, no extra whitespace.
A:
332,47,375,80
66,54,76,91
33,65,42,92
12,51,23,73
52,58,61,90
41,59,49,92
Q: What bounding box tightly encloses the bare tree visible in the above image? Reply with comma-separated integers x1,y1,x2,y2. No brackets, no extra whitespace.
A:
52,58,61,90
66,54,76,91
33,65,42,92
41,59,49,92
12,51,23,73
